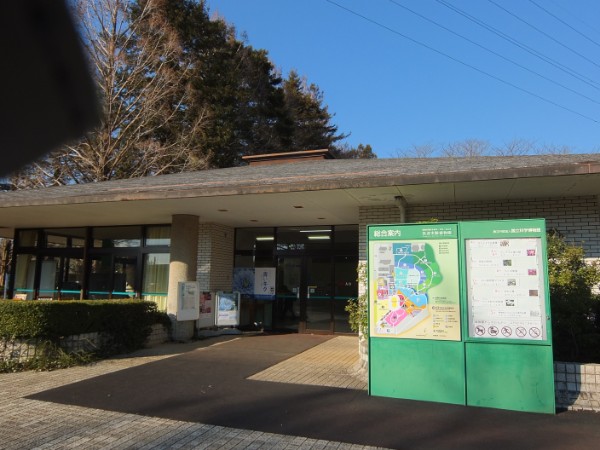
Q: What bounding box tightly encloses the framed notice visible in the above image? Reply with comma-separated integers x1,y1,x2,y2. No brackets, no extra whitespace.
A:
368,223,461,341
465,237,547,341
216,291,241,327
197,291,215,329
177,281,200,321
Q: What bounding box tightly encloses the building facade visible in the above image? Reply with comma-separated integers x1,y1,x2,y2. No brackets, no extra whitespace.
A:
1,152,599,339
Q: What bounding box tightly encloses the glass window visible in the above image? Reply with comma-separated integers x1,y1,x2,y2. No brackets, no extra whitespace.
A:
235,255,254,267
89,255,112,298
235,228,274,252
60,257,84,300
143,253,170,311
334,255,358,299
17,230,38,248
145,226,171,247
13,254,36,299
277,227,332,252
38,256,60,299
333,255,357,333
113,256,137,298
334,225,358,253
44,228,86,248
93,226,141,248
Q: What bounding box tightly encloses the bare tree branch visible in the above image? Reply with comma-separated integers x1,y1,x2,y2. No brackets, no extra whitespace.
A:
10,0,210,189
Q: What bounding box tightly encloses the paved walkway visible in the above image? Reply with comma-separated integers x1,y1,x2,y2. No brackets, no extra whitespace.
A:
249,336,367,390
0,335,381,450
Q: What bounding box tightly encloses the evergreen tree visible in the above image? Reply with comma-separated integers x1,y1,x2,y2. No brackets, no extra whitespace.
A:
281,71,346,152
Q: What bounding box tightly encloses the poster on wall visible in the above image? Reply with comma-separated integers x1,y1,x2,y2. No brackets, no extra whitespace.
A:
466,237,547,341
197,291,215,328
232,268,254,295
216,291,241,327
254,268,276,299
177,281,200,321
368,224,461,341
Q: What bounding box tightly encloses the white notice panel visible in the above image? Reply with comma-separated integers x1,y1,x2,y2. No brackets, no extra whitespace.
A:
466,238,547,341
177,281,200,321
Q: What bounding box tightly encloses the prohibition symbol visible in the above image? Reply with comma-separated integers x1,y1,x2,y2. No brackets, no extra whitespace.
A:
474,325,485,336
488,326,499,336
516,327,527,338
529,327,541,338
501,326,512,337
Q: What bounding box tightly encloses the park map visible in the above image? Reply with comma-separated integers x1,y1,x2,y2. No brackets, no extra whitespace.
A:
370,240,460,340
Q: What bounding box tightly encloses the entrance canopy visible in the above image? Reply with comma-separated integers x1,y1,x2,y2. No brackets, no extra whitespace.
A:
1,154,600,236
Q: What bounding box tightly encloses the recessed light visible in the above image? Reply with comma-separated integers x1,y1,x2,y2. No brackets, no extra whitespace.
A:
250,219,259,222
317,217,326,220
218,209,228,212
293,205,304,209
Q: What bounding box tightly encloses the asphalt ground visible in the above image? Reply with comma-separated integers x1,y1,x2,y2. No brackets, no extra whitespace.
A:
26,333,600,450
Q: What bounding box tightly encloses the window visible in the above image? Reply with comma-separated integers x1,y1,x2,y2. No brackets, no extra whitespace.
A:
13,254,36,299
17,230,38,248
12,225,170,301
93,226,141,248
143,253,170,311
43,228,86,248
145,226,171,247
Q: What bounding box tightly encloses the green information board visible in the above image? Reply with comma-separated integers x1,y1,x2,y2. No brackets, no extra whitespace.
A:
368,223,466,405
460,219,554,413
368,219,555,414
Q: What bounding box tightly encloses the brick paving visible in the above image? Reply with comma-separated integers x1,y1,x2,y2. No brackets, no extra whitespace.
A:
248,336,367,390
0,336,384,450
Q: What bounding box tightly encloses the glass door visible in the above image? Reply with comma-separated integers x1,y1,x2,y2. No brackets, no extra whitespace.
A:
276,256,302,331
305,256,333,332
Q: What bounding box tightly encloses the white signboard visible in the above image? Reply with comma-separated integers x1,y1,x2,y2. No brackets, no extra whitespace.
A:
216,291,241,327
254,268,276,298
466,238,547,340
177,281,200,321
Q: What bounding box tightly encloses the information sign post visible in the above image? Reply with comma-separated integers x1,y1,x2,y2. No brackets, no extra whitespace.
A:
368,223,466,405
368,219,555,414
460,219,555,414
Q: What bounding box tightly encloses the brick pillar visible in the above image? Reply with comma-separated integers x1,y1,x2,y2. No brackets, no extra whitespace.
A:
197,223,234,292
167,214,199,340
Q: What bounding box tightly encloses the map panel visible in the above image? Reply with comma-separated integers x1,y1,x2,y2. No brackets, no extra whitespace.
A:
369,239,461,340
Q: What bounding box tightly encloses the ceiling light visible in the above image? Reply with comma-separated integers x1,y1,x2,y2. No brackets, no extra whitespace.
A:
307,235,330,240
293,205,304,209
255,236,274,241
300,229,331,233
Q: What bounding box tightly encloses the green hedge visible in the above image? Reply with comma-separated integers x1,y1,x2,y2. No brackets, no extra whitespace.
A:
0,300,171,354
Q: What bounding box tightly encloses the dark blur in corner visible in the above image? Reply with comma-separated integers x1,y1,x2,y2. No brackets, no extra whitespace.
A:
0,1,100,177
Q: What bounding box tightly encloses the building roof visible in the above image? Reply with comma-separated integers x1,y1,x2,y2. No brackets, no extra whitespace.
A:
1,154,599,234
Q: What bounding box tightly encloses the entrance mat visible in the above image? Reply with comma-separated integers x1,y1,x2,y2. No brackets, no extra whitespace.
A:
27,334,600,450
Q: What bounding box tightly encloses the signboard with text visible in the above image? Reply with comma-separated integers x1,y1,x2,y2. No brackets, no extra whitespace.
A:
177,281,200,321
369,223,461,341
368,219,554,414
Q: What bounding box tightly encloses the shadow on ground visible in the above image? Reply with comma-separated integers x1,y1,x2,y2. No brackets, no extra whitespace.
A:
29,334,600,450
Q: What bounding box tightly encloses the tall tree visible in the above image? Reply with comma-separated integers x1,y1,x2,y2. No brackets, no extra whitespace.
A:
10,0,210,188
161,0,288,167
280,70,346,152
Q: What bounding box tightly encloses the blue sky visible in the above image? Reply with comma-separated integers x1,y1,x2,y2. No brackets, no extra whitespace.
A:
206,0,600,158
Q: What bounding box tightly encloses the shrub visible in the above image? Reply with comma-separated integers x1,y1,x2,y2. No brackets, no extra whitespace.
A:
547,232,600,362
346,263,369,336
0,300,169,355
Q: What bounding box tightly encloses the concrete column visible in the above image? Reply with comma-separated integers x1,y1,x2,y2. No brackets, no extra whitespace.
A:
167,214,199,340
